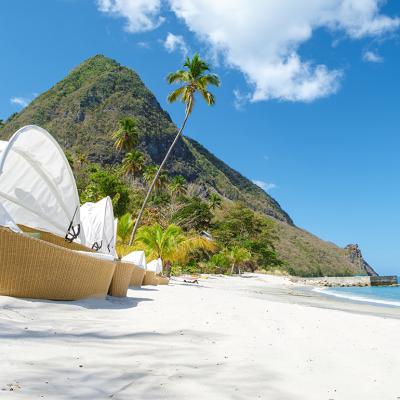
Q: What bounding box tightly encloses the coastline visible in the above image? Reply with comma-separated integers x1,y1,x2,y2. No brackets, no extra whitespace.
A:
227,273,400,319
0,273,399,399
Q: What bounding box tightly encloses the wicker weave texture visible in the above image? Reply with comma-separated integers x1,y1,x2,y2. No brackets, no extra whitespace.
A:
142,271,159,286
157,276,169,285
129,265,146,287
108,261,134,297
19,225,93,252
0,228,116,300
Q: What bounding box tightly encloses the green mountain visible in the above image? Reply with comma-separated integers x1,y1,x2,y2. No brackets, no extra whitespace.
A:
0,55,375,276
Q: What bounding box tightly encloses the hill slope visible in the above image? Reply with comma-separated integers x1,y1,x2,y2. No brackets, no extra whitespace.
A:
0,55,374,276
1,55,291,224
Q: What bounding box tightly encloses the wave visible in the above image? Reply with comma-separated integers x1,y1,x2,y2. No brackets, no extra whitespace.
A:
313,287,400,308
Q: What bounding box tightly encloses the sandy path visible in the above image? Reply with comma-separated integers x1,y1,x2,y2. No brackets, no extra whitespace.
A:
0,274,399,400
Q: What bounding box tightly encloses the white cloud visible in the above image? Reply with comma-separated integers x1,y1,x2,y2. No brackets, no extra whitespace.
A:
163,32,189,57
97,0,163,32
170,0,399,102
363,50,384,63
97,0,400,102
233,89,251,111
137,41,151,48
252,180,277,192
10,97,30,107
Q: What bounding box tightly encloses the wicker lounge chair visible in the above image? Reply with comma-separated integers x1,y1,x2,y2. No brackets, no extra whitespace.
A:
0,227,116,300
121,251,147,287
108,261,134,297
142,271,159,286
130,266,146,287
157,276,170,285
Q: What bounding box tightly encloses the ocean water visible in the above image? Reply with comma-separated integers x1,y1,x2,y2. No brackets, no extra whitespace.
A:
316,279,400,307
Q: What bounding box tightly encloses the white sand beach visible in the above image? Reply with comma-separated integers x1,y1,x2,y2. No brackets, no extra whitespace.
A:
0,274,399,400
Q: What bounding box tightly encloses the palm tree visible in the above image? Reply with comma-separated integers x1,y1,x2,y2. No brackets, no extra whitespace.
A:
224,246,252,275
112,117,139,154
143,165,169,193
117,213,134,244
122,150,145,177
134,223,216,275
169,175,187,198
129,54,220,245
208,193,222,210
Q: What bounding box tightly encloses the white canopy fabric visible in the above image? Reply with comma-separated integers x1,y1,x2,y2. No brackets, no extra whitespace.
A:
122,250,147,270
0,125,83,242
80,197,116,256
0,202,22,233
0,140,7,154
114,218,118,257
147,258,162,274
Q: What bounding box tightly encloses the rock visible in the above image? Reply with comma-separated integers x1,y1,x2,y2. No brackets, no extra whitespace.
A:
344,244,378,276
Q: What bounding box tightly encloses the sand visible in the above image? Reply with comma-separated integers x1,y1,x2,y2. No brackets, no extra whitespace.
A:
0,274,399,400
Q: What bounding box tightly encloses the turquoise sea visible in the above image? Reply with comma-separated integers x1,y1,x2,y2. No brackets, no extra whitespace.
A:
318,279,400,307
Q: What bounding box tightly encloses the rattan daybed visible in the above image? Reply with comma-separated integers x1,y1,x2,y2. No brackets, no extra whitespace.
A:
142,271,159,286
157,276,170,285
108,261,134,297
121,251,146,288
0,227,116,300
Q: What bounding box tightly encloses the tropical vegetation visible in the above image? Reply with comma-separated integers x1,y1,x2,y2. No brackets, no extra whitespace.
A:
0,54,370,277
128,54,221,245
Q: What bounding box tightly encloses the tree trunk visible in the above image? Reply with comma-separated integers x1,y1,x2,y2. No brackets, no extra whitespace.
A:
230,263,235,275
164,260,172,277
129,109,191,245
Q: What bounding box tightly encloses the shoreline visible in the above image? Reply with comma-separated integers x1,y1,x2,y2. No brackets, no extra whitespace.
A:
215,273,400,320
1,273,399,399
252,274,400,319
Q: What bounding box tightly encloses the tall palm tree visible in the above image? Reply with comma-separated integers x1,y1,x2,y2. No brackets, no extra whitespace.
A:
129,54,220,245
208,192,222,210
122,150,145,177
143,165,169,193
169,175,187,198
112,117,139,154
134,223,216,275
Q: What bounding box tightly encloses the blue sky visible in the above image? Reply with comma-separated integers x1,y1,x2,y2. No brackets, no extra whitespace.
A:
1,0,400,274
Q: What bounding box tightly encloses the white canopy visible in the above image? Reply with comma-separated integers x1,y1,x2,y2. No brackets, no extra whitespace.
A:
0,202,22,233
0,140,7,153
147,258,162,274
80,197,116,256
122,250,147,270
0,125,83,242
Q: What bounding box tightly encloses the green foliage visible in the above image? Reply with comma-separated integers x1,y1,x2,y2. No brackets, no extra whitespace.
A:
167,53,220,115
80,167,130,217
223,246,252,274
134,223,215,276
64,150,74,170
122,150,145,177
213,203,282,270
143,165,169,193
208,192,222,210
117,213,134,243
207,252,231,274
112,117,139,153
169,175,187,197
172,197,213,232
